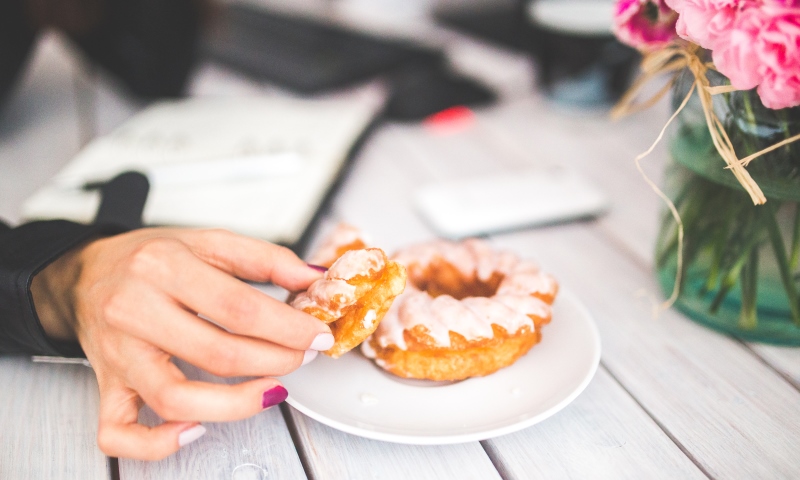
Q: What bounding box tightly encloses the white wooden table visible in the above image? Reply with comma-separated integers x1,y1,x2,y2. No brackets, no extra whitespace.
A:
2,21,800,480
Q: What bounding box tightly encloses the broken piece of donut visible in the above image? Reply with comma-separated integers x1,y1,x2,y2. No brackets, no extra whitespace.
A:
291,248,406,358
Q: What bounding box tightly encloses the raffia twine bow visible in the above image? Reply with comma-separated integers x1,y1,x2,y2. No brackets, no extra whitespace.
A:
611,40,800,311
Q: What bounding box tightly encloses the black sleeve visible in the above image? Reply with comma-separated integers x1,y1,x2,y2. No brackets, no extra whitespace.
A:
0,220,127,357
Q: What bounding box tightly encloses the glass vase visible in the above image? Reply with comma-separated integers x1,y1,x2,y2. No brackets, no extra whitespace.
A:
656,69,800,345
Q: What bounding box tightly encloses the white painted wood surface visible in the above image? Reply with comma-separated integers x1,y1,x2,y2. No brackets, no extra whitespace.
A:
286,407,503,480
748,345,800,387
0,357,108,480
2,6,800,480
494,226,800,479
482,369,706,480
0,34,109,480
119,361,307,480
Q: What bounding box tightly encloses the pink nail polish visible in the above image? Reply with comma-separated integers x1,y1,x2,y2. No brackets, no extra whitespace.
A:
308,264,328,273
262,385,288,409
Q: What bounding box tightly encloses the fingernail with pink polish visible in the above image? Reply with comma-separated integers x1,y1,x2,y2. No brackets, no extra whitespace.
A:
178,424,207,447
262,385,289,409
309,332,335,351
308,264,328,273
302,349,318,366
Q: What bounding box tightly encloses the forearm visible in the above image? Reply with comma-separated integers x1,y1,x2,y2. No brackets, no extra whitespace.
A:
0,220,125,356
30,239,91,343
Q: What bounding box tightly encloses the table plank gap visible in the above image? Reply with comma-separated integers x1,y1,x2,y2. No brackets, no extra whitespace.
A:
0,357,109,479
481,96,800,405
109,458,120,480
286,407,502,480
119,361,307,480
279,403,314,480
741,343,800,392
480,366,707,480
599,361,715,480
492,225,800,478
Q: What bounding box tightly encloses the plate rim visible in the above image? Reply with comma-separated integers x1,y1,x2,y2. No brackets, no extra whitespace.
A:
285,290,601,445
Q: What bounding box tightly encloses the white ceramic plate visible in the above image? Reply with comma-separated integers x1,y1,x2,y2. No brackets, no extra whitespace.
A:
280,290,601,445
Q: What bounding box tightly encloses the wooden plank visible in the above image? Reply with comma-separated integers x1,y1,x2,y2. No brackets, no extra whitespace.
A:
286,407,502,480
748,345,800,388
0,33,110,479
492,225,800,479
119,361,307,480
0,357,109,479
324,124,436,253
483,368,706,480
313,114,708,479
479,96,800,414
286,128,506,480
477,96,672,262
556,106,800,404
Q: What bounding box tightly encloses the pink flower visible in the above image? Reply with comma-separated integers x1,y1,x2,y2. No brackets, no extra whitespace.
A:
758,70,800,108
765,0,800,6
614,0,679,51
615,0,800,108
666,0,744,49
711,8,768,90
753,7,800,108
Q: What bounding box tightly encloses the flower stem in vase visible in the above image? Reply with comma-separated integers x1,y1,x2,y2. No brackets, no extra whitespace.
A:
707,210,764,315
765,203,800,327
791,204,800,270
739,249,759,330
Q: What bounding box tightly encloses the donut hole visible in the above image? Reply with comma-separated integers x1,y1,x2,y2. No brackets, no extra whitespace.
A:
409,259,504,300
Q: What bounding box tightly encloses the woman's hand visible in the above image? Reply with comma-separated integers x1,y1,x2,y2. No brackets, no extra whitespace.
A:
31,228,332,460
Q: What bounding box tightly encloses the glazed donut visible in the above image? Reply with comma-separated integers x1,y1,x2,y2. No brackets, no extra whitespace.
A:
291,247,407,358
362,239,558,381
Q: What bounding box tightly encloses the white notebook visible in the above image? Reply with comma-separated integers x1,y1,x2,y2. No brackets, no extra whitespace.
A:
22,92,384,245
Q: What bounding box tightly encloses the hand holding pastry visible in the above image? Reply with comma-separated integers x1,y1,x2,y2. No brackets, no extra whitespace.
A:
32,228,333,460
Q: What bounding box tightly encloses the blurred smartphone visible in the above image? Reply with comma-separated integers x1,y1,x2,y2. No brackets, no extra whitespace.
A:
414,167,609,238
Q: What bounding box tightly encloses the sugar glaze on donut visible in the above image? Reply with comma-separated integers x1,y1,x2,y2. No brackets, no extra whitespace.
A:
362,238,558,381
291,247,407,358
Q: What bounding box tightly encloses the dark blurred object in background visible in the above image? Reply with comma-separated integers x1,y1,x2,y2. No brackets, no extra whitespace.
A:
435,0,639,107
386,62,496,122
204,3,496,121
0,0,208,106
204,3,444,94
0,0,39,106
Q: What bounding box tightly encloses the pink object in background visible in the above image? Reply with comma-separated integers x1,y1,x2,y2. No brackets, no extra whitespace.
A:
616,0,800,109
613,0,678,51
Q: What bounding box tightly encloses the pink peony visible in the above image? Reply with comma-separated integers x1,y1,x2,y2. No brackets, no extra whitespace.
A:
765,0,800,6
666,0,800,108
758,70,800,108
710,8,768,90
753,7,800,108
614,0,679,51
665,0,744,49
615,0,800,108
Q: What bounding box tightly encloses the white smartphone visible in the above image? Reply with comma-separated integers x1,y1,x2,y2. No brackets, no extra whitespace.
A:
413,167,609,238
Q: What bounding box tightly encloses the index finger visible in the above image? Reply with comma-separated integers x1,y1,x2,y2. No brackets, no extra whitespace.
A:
177,229,322,291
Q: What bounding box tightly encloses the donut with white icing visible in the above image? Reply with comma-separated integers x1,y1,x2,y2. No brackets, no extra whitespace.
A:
291,248,407,358
362,239,558,381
